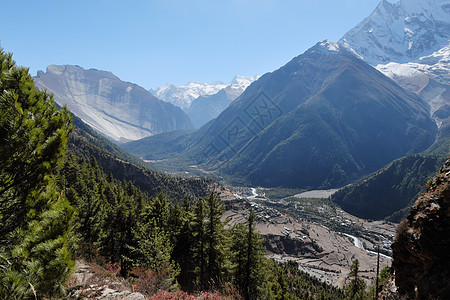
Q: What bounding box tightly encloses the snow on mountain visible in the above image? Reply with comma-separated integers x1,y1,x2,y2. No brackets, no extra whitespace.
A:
185,74,260,128
338,0,450,66
150,82,228,110
376,46,450,128
228,75,260,90
318,40,342,53
338,0,450,129
377,46,450,92
151,75,259,110
34,65,194,143
303,40,344,57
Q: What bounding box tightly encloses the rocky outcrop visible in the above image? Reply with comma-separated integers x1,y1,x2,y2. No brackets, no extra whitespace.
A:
67,260,145,299
392,159,450,299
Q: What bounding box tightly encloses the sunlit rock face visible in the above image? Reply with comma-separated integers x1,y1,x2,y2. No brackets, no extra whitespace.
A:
34,65,194,143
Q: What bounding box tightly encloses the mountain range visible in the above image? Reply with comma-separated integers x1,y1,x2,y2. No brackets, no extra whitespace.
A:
150,75,258,110
151,75,259,127
124,0,448,222
186,76,261,128
34,0,448,220
127,40,437,189
34,65,194,143
150,81,227,110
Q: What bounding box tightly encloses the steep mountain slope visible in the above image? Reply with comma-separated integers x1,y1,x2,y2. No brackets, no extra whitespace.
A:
221,44,436,188
338,0,450,66
34,65,194,143
122,129,196,160
338,0,450,129
392,159,450,299
331,154,445,221
135,41,437,189
330,0,449,221
68,113,218,202
377,46,450,130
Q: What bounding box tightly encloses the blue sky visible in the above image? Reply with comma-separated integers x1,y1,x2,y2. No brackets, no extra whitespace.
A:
1,0,383,89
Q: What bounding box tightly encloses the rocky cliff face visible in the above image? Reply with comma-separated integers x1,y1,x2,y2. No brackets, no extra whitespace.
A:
34,65,194,143
392,159,450,299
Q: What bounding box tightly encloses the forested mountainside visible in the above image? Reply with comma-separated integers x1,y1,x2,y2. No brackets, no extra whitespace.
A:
331,154,446,221
69,113,217,202
122,129,196,161
331,99,449,222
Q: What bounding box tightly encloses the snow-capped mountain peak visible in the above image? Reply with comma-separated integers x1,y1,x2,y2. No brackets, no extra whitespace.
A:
306,40,343,56
319,40,341,52
339,0,450,130
338,0,450,66
229,74,260,90
152,75,259,110
150,81,227,110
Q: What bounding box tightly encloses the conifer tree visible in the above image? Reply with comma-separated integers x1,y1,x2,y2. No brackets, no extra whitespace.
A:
0,47,74,298
230,223,247,289
192,197,207,290
149,191,170,229
171,198,197,291
231,209,266,300
345,259,366,300
132,196,174,273
75,160,104,258
205,193,229,288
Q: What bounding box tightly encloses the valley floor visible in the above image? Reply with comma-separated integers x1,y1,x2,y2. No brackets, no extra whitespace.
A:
219,187,396,288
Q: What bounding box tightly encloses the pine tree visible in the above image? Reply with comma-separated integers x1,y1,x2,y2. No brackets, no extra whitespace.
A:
132,197,174,273
148,191,170,229
345,259,366,300
192,197,207,290
205,193,229,288
0,47,74,298
231,209,266,300
230,223,247,290
171,198,197,291
75,160,104,258
245,209,266,299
